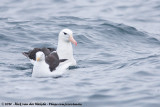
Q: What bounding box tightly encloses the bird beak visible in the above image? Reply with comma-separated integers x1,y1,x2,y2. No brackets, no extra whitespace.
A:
37,57,40,61
69,35,77,46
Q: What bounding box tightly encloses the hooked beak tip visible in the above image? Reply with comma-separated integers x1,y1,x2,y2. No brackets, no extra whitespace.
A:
69,36,77,46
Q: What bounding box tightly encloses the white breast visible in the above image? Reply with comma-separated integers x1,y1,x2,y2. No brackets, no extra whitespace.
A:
32,61,50,77
32,61,72,78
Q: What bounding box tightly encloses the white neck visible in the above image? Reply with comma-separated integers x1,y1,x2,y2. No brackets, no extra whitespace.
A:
32,61,50,77
57,38,76,66
57,39,73,59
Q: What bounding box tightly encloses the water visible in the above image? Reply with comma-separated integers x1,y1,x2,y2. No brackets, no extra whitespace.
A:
0,0,160,107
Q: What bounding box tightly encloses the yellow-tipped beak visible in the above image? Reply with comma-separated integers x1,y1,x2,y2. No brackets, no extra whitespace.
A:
69,35,77,46
36,57,40,61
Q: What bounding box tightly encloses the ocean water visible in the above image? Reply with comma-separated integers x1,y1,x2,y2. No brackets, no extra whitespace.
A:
0,0,160,107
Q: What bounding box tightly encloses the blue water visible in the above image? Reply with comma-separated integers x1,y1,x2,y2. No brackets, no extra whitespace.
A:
0,0,160,107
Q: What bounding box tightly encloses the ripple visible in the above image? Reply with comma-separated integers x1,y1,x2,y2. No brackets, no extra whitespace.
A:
0,1,160,106
8,63,32,71
89,94,113,100
133,71,154,77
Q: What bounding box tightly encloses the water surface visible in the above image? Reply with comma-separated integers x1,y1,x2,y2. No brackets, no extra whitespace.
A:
0,0,160,107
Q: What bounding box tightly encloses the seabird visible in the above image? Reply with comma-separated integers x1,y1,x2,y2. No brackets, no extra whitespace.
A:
57,29,77,66
23,28,77,67
23,47,56,64
32,51,70,77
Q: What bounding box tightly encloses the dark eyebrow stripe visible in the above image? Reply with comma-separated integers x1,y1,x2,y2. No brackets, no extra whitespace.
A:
63,32,67,35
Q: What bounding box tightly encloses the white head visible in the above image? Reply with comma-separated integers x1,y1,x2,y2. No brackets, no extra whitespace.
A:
59,29,77,46
36,51,45,62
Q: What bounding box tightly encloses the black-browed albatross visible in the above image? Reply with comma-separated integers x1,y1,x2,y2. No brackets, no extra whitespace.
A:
22,29,77,77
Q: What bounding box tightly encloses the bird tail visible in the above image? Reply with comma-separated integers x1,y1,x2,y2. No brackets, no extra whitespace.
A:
59,59,68,63
22,52,29,57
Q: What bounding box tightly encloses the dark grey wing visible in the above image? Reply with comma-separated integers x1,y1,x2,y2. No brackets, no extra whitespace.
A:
40,47,56,56
41,47,52,56
28,48,41,60
22,48,41,60
45,52,60,72
22,52,29,57
49,51,68,63
47,48,56,52
59,59,68,62
22,47,56,61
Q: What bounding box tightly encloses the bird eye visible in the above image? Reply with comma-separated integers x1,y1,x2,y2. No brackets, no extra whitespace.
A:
63,32,67,35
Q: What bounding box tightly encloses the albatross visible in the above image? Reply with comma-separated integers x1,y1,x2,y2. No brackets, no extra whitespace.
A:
32,51,71,77
57,28,77,66
23,28,77,67
23,29,77,75
23,47,56,64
